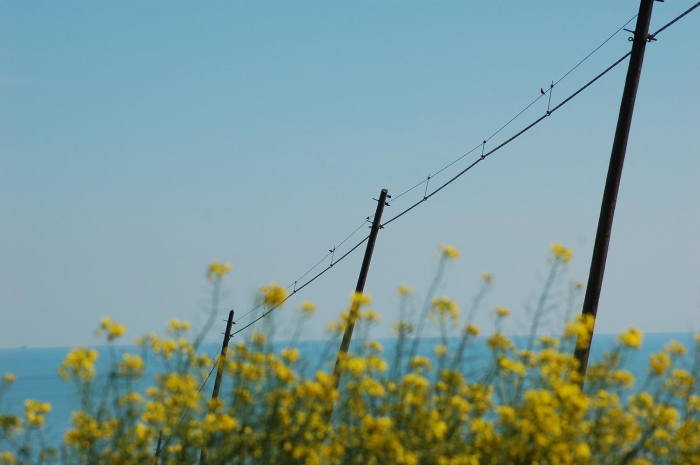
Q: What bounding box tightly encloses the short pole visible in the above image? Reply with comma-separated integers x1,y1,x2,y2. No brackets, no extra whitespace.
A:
199,310,235,465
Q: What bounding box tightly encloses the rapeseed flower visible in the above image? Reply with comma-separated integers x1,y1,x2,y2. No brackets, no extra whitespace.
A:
494,306,510,317
618,326,643,349
432,297,459,321
439,244,460,260
298,300,317,314
261,282,287,307
207,261,232,281
551,242,573,263
100,316,126,340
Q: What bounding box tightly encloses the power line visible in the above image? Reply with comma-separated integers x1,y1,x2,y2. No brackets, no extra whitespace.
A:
381,51,632,229
226,1,700,337
554,14,638,87
231,216,370,326
650,1,700,37
224,12,639,336
230,234,370,338
385,13,638,214
382,1,700,229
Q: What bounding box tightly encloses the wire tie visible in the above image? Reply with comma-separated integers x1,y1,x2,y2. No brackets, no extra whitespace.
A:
480,141,487,160
625,27,657,43
423,174,431,200
329,248,335,267
293,280,297,292
546,81,554,115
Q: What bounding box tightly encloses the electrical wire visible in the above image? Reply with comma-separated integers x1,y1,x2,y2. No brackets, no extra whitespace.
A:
230,234,370,338
227,1,700,338
381,50,633,229
651,1,700,38
386,13,639,212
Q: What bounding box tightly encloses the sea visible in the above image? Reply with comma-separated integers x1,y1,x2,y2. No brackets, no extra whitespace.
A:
0,332,696,448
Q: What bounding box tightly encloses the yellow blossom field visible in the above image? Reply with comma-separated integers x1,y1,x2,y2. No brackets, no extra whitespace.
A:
1,245,700,464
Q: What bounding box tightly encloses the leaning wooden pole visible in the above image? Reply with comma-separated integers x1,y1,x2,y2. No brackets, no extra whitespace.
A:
332,188,389,388
574,0,656,379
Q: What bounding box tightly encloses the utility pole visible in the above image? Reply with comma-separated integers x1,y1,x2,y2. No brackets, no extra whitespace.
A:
332,189,389,387
199,310,235,465
574,0,656,378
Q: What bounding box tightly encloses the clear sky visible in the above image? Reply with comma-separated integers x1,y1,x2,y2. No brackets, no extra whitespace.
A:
2,1,699,349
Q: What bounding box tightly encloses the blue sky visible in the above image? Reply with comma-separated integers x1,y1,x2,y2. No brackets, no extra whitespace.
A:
2,1,699,349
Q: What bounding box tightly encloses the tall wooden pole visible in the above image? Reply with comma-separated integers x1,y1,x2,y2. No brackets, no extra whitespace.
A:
332,189,389,387
575,0,656,378
199,310,235,465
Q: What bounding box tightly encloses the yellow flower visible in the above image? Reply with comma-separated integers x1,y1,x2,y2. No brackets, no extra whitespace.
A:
362,309,381,322
398,284,414,296
432,297,459,320
281,348,300,364
345,357,366,377
480,272,493,283
434,344,447,357
439,244,460,260
565,314,596,349
650,351,671,376
350,292,372,307
24,400,51,427
409,356,432,371
118,392,143,405
120,353,145,374
58,347,99,381
100,317,126,341
487,332,512,351
670,368,694,386
612,370,635,389
207,261,232,281
216,413,237,434
666,340,686,355
261,282,287,307
618,327,643,349
464,324,480,336
393,321,414,335
494,306,510,317
576,443,591,459
168,319,191,332
251,332,267,345
498,357,526,377
298,300,317,314
3,373,15,384
431,420,448,441
550,243,573,263
367,341,383,352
